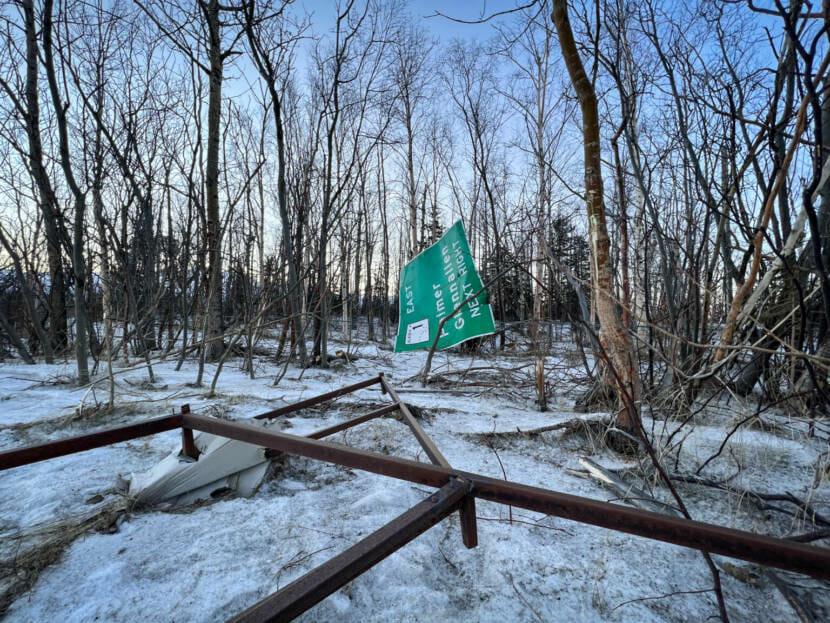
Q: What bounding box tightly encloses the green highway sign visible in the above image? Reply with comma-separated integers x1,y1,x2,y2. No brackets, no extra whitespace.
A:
395,220,495,352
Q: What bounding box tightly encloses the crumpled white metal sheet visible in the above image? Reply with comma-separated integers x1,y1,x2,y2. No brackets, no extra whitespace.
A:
127,432,272,506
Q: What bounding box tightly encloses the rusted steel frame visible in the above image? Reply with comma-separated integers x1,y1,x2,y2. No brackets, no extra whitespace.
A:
184,412,448,487
466,476,830,579
3,407,827,579
180,404,200,459
377,374,477,548
0,414,183,471
306,384,477,547
254,376,383,420
182,413,830,579
376,375,475,545
307,403,400,439
228,479,469,623
378,373,450,468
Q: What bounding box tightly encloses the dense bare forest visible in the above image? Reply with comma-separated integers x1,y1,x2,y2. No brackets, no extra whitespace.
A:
0,0,825,418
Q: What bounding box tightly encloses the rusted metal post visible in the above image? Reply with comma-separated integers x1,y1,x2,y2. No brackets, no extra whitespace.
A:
180,404,199,460
379,374,476,548
228,479,468,623
307,403,400,439
378,373,450,468
0,415,183,471
460,495,478,549
254,376,383,420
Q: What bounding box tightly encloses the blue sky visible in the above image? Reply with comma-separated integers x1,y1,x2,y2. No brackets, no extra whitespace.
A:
297,0,523,41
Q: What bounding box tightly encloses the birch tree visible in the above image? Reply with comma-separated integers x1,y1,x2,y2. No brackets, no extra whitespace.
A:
551,0,641,431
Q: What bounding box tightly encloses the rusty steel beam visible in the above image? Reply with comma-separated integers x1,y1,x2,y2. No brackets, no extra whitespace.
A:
254,376,383,420
378,373,449,468
181,427,199,460
180,404,200,460
465,476,830,579
0,414,183,471
228,479,469,623
460,495,478,549
377,374,475,547
184,412,447,487
182,412,830,579
307,403,400,440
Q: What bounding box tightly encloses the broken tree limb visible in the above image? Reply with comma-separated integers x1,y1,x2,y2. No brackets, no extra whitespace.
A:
714,49,830,362
466,416,611,442
670,473,830,527
736,206,808,327
0,498,127,615
766,570,819,623
576,457,680,516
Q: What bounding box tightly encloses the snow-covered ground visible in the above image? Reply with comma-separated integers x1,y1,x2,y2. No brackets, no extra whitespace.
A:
1,327,828,621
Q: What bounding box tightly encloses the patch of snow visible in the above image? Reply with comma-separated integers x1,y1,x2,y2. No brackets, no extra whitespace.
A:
0,334,826,622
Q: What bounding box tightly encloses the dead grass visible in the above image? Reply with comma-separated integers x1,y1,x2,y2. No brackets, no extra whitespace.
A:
0,498,128,617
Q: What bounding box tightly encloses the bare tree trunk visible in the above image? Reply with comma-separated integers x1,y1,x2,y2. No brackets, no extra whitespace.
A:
242,3,308,366
341,222,350,337
0,309,34,364
353,210,363,333
22,0,65,356
406,106,418,258
42,0,89,385
91,94,115,405
612,132,631,331
0,224,52,363
203,0,225,362
378,144,390,342
551,0,641,430
93,175,114,406
630,126,648,346
364,203,375,341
